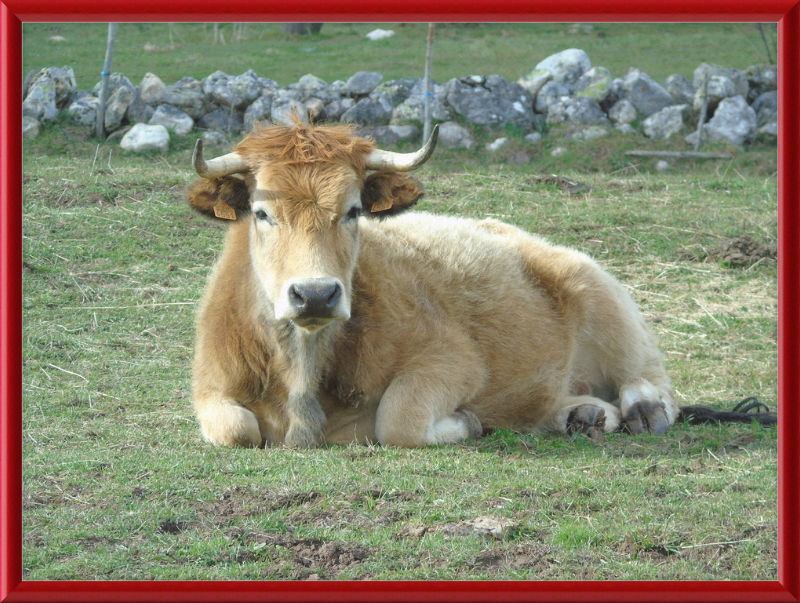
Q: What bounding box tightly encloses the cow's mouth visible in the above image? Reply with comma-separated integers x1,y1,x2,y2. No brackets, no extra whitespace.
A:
291,316,339,332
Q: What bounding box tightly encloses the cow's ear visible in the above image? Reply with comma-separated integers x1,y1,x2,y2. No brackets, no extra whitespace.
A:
361,172,424,219
187,175,251,222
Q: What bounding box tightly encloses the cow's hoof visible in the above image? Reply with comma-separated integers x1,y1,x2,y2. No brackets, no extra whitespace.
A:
455,409,483,439
623,401,669,435
566,404,606,440
284,425,322,449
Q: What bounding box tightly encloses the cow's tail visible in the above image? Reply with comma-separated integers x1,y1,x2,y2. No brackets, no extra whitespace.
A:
678,397,777,426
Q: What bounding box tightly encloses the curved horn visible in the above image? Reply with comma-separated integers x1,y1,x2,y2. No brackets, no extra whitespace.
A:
363,124,439,172
192,139,249,179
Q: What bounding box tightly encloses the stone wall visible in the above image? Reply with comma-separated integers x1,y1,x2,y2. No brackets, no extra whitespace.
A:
21,48,777,154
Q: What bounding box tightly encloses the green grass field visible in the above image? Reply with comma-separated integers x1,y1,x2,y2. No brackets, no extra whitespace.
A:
21,22,778,581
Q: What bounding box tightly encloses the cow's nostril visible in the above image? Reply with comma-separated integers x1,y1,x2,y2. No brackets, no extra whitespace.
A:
288,284,306,310
325,283,342,309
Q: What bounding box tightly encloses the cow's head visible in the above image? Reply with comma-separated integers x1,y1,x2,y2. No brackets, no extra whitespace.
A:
188,121,438,332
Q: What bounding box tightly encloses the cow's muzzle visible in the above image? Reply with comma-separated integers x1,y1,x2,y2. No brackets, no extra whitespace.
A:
276,277,349,329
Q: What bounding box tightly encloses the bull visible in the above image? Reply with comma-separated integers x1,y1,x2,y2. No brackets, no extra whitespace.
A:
186,119,687,449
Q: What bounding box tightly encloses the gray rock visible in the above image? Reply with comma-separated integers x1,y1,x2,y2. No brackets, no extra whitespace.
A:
643,104,689,140
271,99,309,126
752,90,778,126
244,94,273,131
139,72,166,105
67,96,99,126
373,77,419,106
437,121,475,149
656,160,671,172
486,137,508,152
294,74,339,105
530,48,591,92
534,80,570,114
22,116,41,140
517,68,553,98
547,96,609,126
445,75,534,130
92,73,135,101
29,66,77,109
608,99,637,125
149,104,194,136
324,98,356,122
756,121,778,143
692,63,749,113
197,107,244,132
341,96,393,127
619,69,676,117
524,131,542,145
161,78,208,119
200,130,230,148
664,74,695,105
744,64,777,102
203,69,265,111
345,71,383,96
615,123,637,135
125,90,155,125
105,86,134,131
704,95,757,145
391,80,451,123
566,125,610,140
120,123,170,152
23,83,59,122
356,125,419,146
575,66,613,103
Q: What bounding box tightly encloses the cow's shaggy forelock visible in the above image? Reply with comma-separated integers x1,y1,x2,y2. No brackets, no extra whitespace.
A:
235,121,375,176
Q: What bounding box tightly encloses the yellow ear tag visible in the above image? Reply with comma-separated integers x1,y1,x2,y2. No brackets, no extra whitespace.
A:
213,198,237,220
370,198,393,213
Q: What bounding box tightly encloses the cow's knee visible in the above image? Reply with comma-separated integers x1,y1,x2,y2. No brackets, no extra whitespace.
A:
196,399,262,448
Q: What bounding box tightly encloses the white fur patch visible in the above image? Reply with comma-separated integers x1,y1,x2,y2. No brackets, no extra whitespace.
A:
425,416,469,444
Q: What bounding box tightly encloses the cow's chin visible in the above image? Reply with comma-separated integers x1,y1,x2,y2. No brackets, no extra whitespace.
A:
290,316,345,334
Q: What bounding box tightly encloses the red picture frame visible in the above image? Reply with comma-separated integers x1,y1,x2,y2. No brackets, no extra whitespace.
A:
2,2,798,601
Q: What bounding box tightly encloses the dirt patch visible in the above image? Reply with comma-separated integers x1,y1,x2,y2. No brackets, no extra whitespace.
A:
201,488,323,522
231,529,370,579
474,543,552,572
706,236,777,266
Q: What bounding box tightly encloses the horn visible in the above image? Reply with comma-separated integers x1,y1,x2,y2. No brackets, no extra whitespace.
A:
192,139,249,179
363,124,439,172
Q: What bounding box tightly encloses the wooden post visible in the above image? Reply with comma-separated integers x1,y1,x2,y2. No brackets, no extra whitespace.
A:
94,23,117,140
423,23,436,143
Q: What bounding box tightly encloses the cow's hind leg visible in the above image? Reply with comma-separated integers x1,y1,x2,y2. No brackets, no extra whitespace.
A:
375,337,486,448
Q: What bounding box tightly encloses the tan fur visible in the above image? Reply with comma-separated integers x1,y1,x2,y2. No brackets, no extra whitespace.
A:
190,123,676,449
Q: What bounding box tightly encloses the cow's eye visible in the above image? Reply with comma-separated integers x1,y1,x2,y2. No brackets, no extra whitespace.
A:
254,210,275,225
345,206,362,222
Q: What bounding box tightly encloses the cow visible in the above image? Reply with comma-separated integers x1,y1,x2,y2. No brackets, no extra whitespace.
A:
186,119,681,449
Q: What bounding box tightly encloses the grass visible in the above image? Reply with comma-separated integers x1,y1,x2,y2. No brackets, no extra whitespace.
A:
21,119,777,581
20,22,778,582
23,22,777,92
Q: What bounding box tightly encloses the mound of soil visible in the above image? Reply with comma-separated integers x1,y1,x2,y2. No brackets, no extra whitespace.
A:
707,236,776,266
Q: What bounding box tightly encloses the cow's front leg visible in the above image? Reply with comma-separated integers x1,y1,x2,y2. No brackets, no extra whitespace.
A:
284,390,327,448
195,397,263,448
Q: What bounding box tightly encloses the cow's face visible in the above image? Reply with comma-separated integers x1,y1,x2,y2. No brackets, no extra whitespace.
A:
187,122,436,333
249,162,363,331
